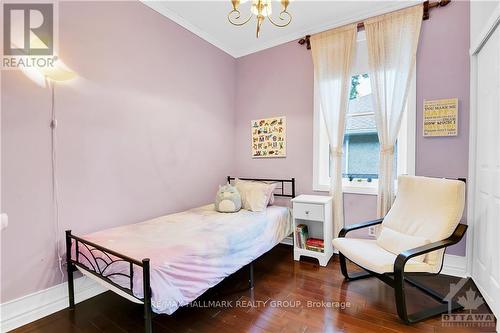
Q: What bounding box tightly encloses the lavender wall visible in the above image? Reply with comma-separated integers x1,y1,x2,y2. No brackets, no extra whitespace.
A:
234,1,470,254
1,1,236,302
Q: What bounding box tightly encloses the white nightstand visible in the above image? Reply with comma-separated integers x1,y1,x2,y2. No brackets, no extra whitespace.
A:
291,195,333,267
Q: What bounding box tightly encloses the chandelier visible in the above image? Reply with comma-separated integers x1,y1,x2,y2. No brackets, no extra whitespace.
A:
228,0,292,38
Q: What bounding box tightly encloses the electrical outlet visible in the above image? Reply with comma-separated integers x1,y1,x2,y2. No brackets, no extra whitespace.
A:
368,226,376,237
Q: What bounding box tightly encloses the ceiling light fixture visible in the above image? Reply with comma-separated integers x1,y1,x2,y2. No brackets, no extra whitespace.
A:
228,0,292,38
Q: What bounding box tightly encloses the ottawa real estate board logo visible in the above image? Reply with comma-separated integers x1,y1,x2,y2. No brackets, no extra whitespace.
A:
2,3,57,69
442,278,495,328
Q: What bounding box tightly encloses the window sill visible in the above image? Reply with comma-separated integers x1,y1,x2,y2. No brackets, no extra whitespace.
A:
313,183,378,195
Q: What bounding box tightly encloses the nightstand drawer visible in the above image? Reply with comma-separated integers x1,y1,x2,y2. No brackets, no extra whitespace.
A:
293,202,324,221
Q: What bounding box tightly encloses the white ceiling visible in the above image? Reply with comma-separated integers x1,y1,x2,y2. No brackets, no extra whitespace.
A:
142,1,420,58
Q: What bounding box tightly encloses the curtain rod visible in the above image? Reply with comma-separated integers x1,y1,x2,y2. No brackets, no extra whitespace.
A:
298,0,451,49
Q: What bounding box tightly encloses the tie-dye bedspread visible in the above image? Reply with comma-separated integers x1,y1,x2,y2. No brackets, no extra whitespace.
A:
73,204,291,314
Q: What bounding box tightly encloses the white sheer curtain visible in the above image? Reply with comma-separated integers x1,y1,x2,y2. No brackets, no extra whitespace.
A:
311,24,357,239
364,4,422,217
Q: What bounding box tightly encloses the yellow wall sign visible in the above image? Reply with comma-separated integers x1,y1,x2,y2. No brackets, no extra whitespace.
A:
423,98,458,137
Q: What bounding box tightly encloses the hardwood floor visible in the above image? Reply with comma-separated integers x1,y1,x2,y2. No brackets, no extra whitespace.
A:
13,245,496,333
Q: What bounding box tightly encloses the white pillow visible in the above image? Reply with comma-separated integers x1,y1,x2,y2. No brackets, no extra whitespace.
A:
268,193,275,205
376,226,430,263
235,179,276,212
264,181,278,205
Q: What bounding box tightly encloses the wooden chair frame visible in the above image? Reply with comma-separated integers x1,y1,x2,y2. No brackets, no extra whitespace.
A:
338,218,468,324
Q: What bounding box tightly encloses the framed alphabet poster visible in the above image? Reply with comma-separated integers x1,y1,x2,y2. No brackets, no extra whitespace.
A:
423,98,458,137
251,116,286,158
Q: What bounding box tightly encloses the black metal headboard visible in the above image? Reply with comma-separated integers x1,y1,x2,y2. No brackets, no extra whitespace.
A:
227,177,296,198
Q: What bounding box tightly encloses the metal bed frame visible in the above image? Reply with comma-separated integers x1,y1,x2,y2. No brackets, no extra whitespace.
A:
66,176,295,333
226,176,295,198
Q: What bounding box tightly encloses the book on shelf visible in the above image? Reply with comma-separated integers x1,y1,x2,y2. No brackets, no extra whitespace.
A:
306,245,324,253
306,238,324,248
305,238,324,253
295,224,309,249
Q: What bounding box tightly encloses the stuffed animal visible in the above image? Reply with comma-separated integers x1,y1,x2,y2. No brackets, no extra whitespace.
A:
215,184,241,213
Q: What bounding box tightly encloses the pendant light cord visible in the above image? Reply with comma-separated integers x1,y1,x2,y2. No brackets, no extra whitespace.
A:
49,80,64,282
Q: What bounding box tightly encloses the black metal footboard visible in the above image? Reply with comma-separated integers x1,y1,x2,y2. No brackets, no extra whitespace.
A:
65,230,255,333
65,230,153,333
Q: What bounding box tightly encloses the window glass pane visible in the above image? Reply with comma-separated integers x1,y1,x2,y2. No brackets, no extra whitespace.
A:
343,133,379,179
344,74,378,180
349,74,370,102
341,74,397,181
325,74,398,184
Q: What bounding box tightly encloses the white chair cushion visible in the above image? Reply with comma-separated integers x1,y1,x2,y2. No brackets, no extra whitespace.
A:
382,175,465,268
376,226,430,262
332,237,438,274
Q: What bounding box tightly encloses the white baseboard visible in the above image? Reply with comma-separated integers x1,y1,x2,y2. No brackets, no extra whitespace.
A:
0,276,106,332
441,254,468,278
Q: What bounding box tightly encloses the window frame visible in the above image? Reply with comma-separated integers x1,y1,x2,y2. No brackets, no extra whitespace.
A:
312,38,416,195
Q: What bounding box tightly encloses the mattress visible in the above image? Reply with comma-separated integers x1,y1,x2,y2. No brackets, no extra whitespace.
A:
73,204,291,314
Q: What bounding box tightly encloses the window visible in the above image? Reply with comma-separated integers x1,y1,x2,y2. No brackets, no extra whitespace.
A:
313,32,415,195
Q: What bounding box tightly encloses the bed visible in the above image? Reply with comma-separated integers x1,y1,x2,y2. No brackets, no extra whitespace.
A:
65,177,295,333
